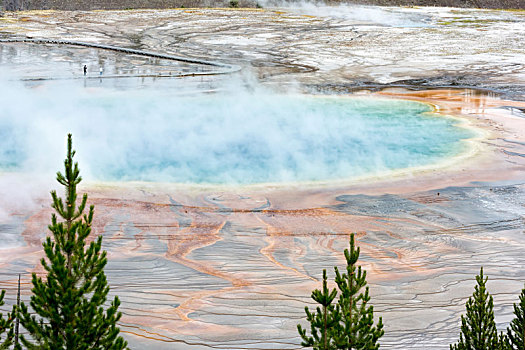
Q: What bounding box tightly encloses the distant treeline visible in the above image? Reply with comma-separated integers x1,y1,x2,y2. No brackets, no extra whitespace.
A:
2,0,523,12
1,0,257,11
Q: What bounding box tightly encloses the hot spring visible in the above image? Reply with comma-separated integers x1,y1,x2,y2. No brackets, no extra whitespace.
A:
0,80,475,185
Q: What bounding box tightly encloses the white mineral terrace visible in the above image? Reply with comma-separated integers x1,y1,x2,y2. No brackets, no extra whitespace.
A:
0,5,525,349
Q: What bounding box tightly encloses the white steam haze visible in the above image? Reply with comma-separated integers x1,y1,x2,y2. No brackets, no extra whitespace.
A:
259,1,433,27
0,66,471,220
0,70,471,183
0,174,50,223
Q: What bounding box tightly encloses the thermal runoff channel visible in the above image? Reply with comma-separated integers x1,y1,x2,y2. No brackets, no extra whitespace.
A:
0,82,475,185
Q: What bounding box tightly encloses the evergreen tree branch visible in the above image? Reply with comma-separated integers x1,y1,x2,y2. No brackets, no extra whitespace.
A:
18,134,128,350
299,233,383,350
450,267,502,350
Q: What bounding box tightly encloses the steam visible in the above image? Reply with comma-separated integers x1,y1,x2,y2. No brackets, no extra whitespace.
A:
0,72,471,188
0,174,49,222
261,1,433,28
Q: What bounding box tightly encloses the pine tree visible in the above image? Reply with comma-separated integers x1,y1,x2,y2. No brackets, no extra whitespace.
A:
298,269,341,350
333,234,384,350
0,289,14,349
507,284,525,350
450,267,500,350
298,234,384,350
498,332,511,350
18,134,128,350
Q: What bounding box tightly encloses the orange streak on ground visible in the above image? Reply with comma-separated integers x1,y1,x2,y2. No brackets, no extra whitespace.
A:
165,218,251,321
257,221,317,282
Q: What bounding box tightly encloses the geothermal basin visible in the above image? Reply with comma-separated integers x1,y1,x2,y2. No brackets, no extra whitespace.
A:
1,5,525,350
0,60,477,185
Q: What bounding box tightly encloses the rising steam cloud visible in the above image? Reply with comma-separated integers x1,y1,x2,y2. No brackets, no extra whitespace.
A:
0,72,471,187
258,1,433,28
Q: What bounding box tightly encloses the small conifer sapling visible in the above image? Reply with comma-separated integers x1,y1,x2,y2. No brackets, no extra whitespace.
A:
298,269,340,350
333,234,384,350
18,134,127,350
298,234,384,350
0,289,14,349
450,267,500,350
507,284,525,350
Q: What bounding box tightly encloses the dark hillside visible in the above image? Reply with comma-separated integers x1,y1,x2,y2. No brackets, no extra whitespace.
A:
2,0,523,17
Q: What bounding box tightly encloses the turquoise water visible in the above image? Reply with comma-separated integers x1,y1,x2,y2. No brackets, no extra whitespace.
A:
0,84,474,185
